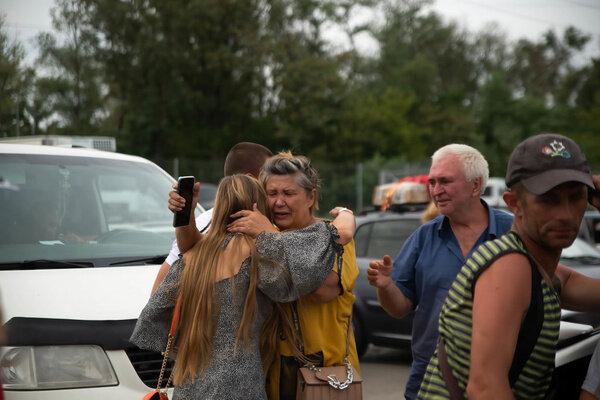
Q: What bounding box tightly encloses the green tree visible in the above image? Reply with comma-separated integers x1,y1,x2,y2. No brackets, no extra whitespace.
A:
508,27,591,102
365,0,483,156
567,58,600,169
0,15,27,137
81,0,280,158
35,0,105,134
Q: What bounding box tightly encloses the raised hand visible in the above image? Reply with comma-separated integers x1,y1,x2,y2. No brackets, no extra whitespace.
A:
367,255,394,289
168,181,200,213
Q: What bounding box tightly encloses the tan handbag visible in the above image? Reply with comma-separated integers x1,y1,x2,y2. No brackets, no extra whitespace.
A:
296,360,363,400
295,313,363,400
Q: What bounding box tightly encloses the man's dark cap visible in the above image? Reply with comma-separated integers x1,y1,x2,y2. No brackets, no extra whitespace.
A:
505,133,593,195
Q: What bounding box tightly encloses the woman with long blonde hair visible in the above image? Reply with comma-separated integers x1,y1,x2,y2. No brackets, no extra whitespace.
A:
131,174,353,399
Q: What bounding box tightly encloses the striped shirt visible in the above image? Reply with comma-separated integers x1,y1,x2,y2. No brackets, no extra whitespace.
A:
417,232,561,399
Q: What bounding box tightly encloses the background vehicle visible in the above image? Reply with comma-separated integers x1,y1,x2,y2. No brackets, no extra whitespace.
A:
480,177,507,209
198,182,218,210
352,210,423,357
371,175,429,212
0,144,204,399
579,211,600,250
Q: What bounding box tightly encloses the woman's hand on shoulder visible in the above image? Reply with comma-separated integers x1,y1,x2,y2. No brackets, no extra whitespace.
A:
227,204,277,238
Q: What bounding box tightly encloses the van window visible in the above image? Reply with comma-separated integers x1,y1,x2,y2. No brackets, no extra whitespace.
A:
0,153,177,268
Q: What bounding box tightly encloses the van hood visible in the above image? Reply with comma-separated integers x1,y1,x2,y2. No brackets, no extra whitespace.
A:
0,265,159,323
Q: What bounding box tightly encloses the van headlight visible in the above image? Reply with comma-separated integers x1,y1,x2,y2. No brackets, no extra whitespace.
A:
0,345,118,390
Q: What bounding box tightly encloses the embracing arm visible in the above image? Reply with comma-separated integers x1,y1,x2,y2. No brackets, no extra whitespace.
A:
151,261,171,295
151,182,204,295
368,255,414,318
329,207,356,245
131,259,183,352
305,207,353,303
256,222,343,302
466,253,531,400
556,264,600,312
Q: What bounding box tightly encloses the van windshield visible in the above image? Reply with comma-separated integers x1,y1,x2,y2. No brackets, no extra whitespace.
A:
0,153,182,268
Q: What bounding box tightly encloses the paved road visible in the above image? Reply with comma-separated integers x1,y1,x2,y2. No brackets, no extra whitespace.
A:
360,344,412,399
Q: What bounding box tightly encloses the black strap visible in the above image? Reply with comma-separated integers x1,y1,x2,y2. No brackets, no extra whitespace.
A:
290,302,304,354
336,247,343,282
439,240,545,397
508,256,544,385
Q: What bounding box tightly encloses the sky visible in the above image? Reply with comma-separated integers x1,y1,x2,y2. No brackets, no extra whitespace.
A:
428,0,600,58
1,0,600,64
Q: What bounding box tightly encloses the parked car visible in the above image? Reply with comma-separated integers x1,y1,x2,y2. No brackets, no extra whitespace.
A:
352,209,600,357
481,177,507,209
371,175,429,211
0,144,204,399
198,182,218,210
352,210,423,357
579,210,600,250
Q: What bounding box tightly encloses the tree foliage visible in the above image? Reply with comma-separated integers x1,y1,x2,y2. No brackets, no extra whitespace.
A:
35,0,105,134
0,0,598,183
0,15,28,137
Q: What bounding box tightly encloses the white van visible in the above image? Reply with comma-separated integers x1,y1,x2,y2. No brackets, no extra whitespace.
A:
0,144,203,399
481,177,507,209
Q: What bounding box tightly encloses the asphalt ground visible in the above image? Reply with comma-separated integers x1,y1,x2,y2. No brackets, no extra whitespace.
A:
360,344,412,399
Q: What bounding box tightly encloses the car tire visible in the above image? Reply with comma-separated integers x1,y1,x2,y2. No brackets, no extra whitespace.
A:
352,312,368,359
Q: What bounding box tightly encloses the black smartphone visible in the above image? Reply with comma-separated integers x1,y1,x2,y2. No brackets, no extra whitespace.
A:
173,176,195,227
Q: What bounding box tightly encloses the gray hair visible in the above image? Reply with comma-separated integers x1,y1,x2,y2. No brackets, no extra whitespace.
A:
431,144,489,195
259,151,321,213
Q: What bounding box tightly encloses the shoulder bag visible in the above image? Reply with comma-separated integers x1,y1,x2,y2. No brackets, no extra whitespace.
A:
295,311,363,400
294,246,362,400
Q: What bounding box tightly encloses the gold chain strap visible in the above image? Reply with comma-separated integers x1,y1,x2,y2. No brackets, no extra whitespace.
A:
156,334,174,392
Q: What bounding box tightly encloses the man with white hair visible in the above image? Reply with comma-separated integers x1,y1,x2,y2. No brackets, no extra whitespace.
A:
418,133,600,399
368,144,513,400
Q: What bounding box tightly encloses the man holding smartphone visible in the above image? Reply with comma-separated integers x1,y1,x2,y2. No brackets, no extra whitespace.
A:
150,142,273,294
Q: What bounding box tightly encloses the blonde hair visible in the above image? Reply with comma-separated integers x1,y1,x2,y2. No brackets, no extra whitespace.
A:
421,201,440,224
172,174,305,383
173,175,272,384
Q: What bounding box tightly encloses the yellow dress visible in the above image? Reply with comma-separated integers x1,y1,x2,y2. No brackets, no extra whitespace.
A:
266,240,360,400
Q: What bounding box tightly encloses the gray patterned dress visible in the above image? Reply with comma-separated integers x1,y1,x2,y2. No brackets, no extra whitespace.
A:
130,221,342,399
